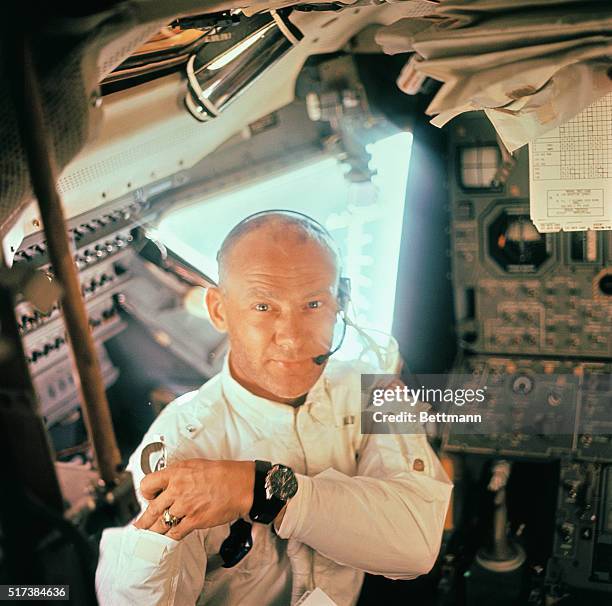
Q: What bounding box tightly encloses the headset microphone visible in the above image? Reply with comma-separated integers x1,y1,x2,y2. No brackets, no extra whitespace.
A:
312,275,351,365
312,314,348,365
312,354,328,366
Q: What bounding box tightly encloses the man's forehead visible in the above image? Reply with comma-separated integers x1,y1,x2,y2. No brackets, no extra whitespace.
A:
244,284,335,299
222,224,339,282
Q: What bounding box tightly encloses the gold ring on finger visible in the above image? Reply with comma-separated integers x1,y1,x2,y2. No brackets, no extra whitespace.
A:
162,508,181,528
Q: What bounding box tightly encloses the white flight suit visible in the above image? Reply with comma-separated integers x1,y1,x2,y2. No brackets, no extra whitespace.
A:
96,356,452,606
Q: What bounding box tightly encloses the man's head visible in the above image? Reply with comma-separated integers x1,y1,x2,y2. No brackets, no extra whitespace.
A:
206,212,341,404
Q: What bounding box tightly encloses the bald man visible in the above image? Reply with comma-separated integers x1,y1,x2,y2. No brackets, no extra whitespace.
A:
96,212,452,606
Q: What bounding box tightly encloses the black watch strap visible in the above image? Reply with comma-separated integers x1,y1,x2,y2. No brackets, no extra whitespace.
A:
249,460,285,524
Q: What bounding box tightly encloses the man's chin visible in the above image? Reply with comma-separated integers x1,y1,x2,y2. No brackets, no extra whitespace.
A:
264,369,323,401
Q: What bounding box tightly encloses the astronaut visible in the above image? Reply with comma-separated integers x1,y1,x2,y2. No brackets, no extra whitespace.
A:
96,210,452,606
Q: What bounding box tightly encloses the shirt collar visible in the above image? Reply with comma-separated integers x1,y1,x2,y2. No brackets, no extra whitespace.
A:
220,353,335,429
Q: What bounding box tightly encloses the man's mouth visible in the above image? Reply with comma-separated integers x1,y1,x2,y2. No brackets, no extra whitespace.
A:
269,359,310,368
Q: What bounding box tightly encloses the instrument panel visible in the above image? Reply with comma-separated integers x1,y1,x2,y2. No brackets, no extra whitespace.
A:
548,461,612,594
449,115,611,359
10,177,178,425
443,354,612,461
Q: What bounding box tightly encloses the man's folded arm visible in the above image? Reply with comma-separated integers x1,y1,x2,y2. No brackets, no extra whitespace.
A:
276,432,453,580
95,415,208,606
96,523,206,606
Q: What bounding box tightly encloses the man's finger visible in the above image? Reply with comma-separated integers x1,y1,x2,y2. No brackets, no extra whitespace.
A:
133,492,174,530
145,502,183,535
140,467,171,500
166,518,196,541
144,517,170,536
147,514,174,536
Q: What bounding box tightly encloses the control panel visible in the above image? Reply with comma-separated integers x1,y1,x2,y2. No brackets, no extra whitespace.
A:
448,115,611,359
443,355,612,461
10,177,179,425
547,461,612,594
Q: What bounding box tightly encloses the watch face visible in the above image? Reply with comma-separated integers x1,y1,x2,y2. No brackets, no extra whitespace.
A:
268,465,298,501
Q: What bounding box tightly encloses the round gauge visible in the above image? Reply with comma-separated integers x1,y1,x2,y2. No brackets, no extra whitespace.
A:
488,211,551,272
512,374,534,395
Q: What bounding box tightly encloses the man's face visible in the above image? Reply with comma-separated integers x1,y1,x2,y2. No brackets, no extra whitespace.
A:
206,225,339,403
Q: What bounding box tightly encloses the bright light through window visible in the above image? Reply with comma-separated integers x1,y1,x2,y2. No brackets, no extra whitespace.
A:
157,130,413,345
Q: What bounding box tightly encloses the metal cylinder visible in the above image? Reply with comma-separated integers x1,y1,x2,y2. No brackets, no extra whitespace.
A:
185,11,302,121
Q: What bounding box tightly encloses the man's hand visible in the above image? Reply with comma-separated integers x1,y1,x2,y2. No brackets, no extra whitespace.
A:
134,459,255,540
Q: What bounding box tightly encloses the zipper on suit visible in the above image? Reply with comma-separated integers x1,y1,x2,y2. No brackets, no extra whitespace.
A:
293,406,309,475
293,407,315,590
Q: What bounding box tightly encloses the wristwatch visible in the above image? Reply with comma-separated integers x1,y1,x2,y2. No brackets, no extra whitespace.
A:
249,460,298,524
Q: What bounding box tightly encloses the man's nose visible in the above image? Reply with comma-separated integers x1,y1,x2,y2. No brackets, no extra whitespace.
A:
273,310,306,351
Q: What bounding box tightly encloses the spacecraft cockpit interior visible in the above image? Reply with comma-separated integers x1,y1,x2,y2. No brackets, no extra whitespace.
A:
0,1,611,605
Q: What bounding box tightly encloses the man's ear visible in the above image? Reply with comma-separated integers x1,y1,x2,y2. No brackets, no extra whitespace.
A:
206,286,228,332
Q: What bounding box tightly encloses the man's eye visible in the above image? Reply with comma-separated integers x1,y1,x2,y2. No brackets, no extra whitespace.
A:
307,300,322,309
254,303,270,312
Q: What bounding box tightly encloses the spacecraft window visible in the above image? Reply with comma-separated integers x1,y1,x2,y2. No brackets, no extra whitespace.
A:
157,131,413,353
